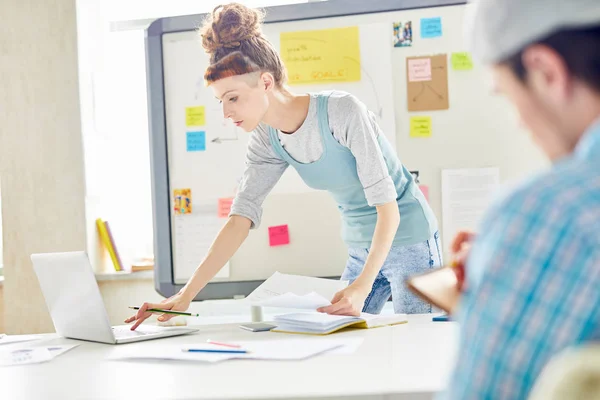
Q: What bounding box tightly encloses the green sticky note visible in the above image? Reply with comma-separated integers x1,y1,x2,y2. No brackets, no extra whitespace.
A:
451,52,474,71
410,116,432,138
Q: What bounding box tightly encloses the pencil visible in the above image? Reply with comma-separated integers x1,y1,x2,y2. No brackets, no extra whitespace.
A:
128,306,200,317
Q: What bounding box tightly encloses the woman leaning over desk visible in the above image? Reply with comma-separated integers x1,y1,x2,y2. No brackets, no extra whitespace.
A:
127,3,441,330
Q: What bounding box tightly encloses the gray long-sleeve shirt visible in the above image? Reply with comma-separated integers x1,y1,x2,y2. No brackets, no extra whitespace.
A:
230,90,397,228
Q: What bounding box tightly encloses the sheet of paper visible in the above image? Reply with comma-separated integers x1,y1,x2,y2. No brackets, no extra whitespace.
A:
185,106,205,127
0,348,53,366
173,212,230,282
420,17,442,38
406,55,449,112
109,339,344,363
255,292,332,309
408,59,432,82
410,116,432,138
186,131,206,152
280,26,361,85
0,335,42,346
327,338,365,355
268,224,290,246
245,272,348,309
451,52,474,70
0,344,79,367
46,344,80,358
441,168,500,252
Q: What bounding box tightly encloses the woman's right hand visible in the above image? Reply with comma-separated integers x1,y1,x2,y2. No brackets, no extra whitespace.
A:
125,290,193,331
450,230,476,291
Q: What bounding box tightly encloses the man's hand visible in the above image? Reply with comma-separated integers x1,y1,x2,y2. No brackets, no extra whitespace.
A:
450,230,476,291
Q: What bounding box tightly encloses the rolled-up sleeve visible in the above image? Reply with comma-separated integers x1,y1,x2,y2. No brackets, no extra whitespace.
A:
229,125,288,229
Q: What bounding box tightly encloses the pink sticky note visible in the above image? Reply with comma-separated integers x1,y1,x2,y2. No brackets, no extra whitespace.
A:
408,58,432,82
218,198,234,218
269,225,290,247
419,185,430,202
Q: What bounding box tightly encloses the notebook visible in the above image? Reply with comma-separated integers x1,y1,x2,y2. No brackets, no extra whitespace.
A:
272,312,408,335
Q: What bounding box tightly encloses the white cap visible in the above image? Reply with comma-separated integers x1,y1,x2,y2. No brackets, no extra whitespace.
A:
465,0,600,64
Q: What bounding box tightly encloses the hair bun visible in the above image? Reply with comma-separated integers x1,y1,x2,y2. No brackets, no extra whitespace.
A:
200,3,264,54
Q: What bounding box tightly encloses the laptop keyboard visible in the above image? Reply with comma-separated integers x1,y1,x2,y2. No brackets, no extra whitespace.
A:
112,327,154,338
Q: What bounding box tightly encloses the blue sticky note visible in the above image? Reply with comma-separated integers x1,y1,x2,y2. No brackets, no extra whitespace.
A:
186,131,206,151
421,17,442,39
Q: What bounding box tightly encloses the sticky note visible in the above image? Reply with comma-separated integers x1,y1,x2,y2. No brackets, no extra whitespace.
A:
410,116,432,138
173,189,192,215
419,185,430,202
451,52,474,70
185,106,205,126
268,225,290,247
186,131,206,152
421,17,442,39
408,58,432,82
218,197,234,218
280,27,361,85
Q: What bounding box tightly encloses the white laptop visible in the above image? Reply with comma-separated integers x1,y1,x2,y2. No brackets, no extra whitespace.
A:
31,251,198,344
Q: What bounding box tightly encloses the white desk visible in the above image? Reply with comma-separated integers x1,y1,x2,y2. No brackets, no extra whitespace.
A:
2,315,458,400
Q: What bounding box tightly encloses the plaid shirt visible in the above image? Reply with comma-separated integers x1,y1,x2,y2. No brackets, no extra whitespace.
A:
440,119,600,400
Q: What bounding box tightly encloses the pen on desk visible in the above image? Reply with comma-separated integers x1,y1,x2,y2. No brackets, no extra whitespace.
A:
128,306,200,317
182,348,249,354
206,340,242,349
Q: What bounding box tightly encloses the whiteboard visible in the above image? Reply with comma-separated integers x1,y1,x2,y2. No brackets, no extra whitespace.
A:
148,0,547,297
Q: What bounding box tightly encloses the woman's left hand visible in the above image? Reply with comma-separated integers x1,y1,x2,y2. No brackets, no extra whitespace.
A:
317,283,371,316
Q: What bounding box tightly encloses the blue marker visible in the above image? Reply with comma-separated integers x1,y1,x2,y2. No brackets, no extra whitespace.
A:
182,348,248,354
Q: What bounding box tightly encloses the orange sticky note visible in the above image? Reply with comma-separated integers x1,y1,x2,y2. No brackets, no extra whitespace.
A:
218,198,234,218
419,185,429,202
269,225,290,247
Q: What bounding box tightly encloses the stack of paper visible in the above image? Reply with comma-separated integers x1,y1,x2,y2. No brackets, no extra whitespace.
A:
273,312,408,335
246,272,348,310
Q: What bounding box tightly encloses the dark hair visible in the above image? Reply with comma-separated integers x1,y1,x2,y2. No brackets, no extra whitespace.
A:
199,3,287,86
502,25,600,92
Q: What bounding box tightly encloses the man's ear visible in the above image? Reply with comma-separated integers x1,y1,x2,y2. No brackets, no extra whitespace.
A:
522,44,571,101
260,72,275,92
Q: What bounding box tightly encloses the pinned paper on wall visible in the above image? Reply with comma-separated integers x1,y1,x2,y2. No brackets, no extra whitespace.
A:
393,21,413,48
420,17,442,38
451,52,474,70
419,185,430,202
280,26,361,85
269,225,290,247
173,189,192,215
408,58,432,82
406,54,449,112
173,213,230,281
410,116,432,138
186,131,206,152
218,197,234,218
185,106,206,127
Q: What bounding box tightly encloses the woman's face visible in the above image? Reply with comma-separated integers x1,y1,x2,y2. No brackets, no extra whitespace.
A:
210,72,270,132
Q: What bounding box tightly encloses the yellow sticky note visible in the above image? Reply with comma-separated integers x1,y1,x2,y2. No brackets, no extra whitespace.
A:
410,117,432,138
280,26,361,85
451,52,474,71
185,106,205,127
